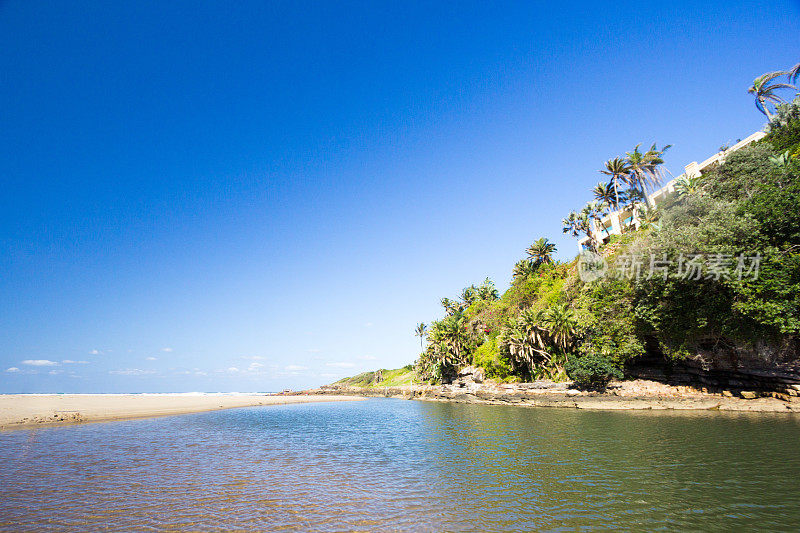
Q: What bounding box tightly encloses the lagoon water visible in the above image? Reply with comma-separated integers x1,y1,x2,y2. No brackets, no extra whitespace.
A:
1,398,800,531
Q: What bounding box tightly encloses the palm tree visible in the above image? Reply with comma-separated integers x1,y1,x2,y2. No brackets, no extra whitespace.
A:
584,200,608,237
562,210,597,251
477,278,499,301
787,62,800,85
541,303,576,352
460,286,478,306
635,204,660,230
748,71,795,120
439,313,468,366
499,309,552,377
512,260,536,280
622,187,645,211
440,297,463,316
626,143,671,202
422,320,461,373
526,237,557,265
592,182,615,207
414,322,427,350
674,174,704,198
600,157,631,209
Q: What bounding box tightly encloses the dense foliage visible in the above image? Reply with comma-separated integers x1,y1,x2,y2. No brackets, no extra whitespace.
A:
411,67,799,386
565,354,623,391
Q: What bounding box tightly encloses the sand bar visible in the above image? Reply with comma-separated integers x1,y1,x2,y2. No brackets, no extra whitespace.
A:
0,393,365,430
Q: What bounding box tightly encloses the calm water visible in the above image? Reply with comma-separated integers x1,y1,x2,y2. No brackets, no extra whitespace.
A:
1,399,800,531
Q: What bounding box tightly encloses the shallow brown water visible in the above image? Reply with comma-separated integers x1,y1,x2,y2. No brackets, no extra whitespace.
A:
1,399,800,531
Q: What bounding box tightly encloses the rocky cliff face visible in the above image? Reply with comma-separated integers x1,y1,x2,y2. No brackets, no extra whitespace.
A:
628,338,800,399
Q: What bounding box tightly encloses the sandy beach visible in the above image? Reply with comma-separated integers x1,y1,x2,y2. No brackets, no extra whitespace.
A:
0,393,365,430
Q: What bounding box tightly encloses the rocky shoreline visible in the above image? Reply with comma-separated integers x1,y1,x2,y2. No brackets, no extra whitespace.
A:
306,367,800,413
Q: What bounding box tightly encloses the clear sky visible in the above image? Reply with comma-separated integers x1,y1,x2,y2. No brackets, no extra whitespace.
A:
1,1,798,393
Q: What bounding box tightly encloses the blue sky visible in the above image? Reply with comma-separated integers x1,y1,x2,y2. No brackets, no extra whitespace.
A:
1,1,798,392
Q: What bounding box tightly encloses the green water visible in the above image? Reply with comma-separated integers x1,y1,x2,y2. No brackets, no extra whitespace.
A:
1,399,799,531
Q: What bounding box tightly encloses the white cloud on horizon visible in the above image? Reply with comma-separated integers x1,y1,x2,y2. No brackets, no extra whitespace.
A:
22,359,59,367
146,356,157,361
5,367,20,373
109,368,156,376
176,368,209,376
62,360,88,364
285,364,308,371
89,349,100,355
162,347,173,352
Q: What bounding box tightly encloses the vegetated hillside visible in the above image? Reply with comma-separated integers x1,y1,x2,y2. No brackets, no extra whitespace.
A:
405,93,800,390
335,366,415,388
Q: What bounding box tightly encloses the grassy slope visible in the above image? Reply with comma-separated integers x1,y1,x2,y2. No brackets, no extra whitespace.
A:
334,367,415,387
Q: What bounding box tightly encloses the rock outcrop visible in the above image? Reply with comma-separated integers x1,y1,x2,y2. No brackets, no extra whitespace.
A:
627,343,800,398
306,378,800,413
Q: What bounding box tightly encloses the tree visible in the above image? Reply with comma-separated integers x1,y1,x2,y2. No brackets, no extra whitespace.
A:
565,354,623,391
622,187,645,211
499,304,575,379
635,204,659,229
626,143,672,202
592,182,616,207
460,286,478,306
562,209,598,250
440,297,464,316
499,309,552,377
600,157,631,209
439,312,469,366
526,237,557,265
414,322,427,350
748,71,795,120
585,201,608,238
541,303,576,352
513,259,536,280
417,314,470,382
476,278,499,301
674,174,704,198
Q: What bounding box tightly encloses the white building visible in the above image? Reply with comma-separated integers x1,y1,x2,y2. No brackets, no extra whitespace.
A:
577,131,766,250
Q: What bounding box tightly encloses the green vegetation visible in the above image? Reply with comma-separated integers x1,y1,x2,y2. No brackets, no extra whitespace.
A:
565,353,623,391
748,71,796,120
336,366,415,387
341,62,800,389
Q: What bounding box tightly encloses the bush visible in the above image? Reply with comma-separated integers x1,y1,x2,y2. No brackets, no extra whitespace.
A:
471,336,514,379
766,96,800,153
573,276,646,366
565,354,623,391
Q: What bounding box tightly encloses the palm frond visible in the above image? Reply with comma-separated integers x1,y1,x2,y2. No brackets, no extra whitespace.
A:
788,62,800,84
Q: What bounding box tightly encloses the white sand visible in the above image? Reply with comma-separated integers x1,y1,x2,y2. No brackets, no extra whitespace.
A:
0,393,364,429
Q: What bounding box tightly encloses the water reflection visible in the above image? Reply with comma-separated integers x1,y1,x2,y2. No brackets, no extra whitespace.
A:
1,399,799,531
